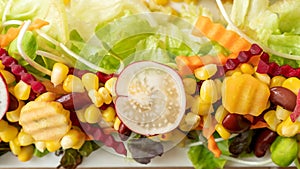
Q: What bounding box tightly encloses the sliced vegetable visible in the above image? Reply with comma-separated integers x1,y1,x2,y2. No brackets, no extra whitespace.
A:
0,72,9,119
115,61,186,136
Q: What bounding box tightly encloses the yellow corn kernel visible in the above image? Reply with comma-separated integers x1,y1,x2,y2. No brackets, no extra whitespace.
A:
60,129,84,149
0,120,8,132
200,79,218,103
51,63,69,86
102,107,116,122
225,67,241,76
9,137,21,155
282,77,300,95
0,61,5,69
14,80,31,100
240,63,254,75
18,130,34,146
63,0,70,5
0,70,15,84
88,89,104,107
35,92,57,102
72,128,86,149
35,141,46,152
277,117,300,137
98,87,112,104
183,78,197,95
270,76,286,88
84,104,102,123
82,73,99,91
154,0,169,5
6,100,25,122
214,79,222,100
0,125,19,142
194,64,218,80
76,108,86,122
105,77,117,97
171,0,183,2
254,72,271,85
45,140,61,152
179,112,200,131
184,0,198,4
215,105,229,123
18,145,34,162
114,116,121,131
264,110,280,131
275,106,291,121
198,97,213,116
215,124,231,140
185,94,194,110
63,75,85,93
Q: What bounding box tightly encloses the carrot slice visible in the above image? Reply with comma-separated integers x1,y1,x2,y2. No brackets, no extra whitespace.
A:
0,27,20,48
207,135,222,158
175,55,204,75
29,18,49,30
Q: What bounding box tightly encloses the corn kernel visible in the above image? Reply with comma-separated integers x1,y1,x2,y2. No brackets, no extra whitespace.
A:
282,77,300,95
270,76,286,88
9,137,21,155
35,141,46,152
98,87,112,104
18,130,34,146
254,72,270,85
215,105,229,123
183,78,197,94
18,145,34,162
264,110,280,131
84,104,102,123
0,61,5,69
225,67,241,76
0,120,8,132
35,92,57,102
277,117,300,137
215,124,231,140
185,112,200,128
198,98,213,116
60,129,84,149
231,71,242,77
200,79,218,103
184,0,198,4
240,63,255,75
63,75,85,93
0,70,15,84
6,100,25,122
194,64,217,80
214,79,222,100
154,0,169,6
275,106,291,121
45,140,61,152
105,77,117,97
185,94,194,110
88,89,104,107
0,125,19,142
114,117,121,131
51,63,69,86
82,73,99,91
102,107,116,122
76,108,87,122
14,80,31,100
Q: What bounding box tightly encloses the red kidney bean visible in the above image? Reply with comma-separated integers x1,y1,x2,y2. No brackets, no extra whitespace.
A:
56,92,92,110
222,113,251,133
7,93,19,111
118,122,132,141
270,86,296,111
254,128,278,157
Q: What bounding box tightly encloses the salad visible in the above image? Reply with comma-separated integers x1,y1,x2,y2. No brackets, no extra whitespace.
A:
0,0,300,168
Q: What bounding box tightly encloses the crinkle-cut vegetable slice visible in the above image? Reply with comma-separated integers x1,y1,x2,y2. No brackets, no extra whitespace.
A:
115,61,186,136
19,101,71,141
222,74,270,116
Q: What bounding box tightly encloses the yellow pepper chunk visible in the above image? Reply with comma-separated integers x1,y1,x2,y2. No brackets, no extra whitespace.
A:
282,77,300,95
222,74,270,116
277,117,300,137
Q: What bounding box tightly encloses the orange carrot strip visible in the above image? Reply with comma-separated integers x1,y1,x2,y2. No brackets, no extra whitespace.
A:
250,121,269,129
244,114,254,123
208,135,222,158
0,27,20,47
29,18,49,30
175,55,204,75
194,16,251,56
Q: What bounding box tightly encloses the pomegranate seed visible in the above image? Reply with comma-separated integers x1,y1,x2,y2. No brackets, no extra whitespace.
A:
31,81,46,93
11,64,27,76
96,72,113,83
224,58,239,71
256,60,269,74
1,55,17,67
250,44,263,55
237,51,252,63
21,73,36,85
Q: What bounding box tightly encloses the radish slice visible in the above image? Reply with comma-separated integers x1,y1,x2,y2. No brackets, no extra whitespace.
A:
0,73,9,119
115,61,186,136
